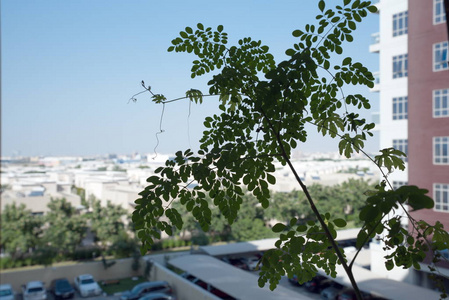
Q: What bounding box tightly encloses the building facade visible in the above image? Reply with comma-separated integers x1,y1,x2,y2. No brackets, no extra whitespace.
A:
370,0,409,190
408,0,449,288
371,0,449,289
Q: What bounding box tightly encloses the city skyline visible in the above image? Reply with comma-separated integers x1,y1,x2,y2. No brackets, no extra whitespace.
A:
2,0,379,157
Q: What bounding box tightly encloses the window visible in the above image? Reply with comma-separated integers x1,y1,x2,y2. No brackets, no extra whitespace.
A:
393,96,408,120
393,139,408,162
434,183,449,212
393,54,408,78
434,0,447,24
434,136,449,164
392,181,408,190
393,11,408,37
434,89,449,118
434,41,448,71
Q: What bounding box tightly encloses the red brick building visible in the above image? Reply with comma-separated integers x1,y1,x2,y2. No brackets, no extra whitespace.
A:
408,0,449,286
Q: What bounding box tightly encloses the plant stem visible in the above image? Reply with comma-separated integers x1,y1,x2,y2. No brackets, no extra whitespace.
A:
259,107,363,300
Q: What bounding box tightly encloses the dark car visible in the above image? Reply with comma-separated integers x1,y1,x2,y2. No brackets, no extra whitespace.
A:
304,276,333,293
120,282,172,300
50,278,75,300
288,275,303,286
320,282,344,300
138,293,176,300
337,289,378,300
221,257,249,270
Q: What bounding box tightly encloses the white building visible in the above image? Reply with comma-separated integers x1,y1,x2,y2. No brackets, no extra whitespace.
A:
368,0,422,284
370,0,409,189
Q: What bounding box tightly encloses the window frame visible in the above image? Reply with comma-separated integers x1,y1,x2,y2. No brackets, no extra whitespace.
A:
434,136,449,165
434,183,449,212
434,0,447,25
392,54,408,78
392,96,408,120
393,11,408,37
433,88,449,118
392,181,408,190
433,41,449,72
393,139,408,162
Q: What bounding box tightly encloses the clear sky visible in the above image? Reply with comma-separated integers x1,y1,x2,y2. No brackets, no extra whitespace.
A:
2,0,379,157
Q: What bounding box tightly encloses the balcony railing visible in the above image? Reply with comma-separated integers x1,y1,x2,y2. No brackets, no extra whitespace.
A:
371,32,380,45
372,71,380,85
372,112,380,125
370,71,380,92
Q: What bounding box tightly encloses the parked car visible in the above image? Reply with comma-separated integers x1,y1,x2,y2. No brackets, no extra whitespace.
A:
0,284,15,300
181,274,234,300
221,257,249,270
74,274,102,298
120,281,172,300
320,282,344,300
50,278,75,300
304,276,333,293
243,256,261,271
288,275,303,286
337,289,374,300
138,293,176,300
22,281,47,300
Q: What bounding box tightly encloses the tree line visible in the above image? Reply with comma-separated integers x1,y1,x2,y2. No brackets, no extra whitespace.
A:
1,178,374,268
0,197,137,268
170,178,375,245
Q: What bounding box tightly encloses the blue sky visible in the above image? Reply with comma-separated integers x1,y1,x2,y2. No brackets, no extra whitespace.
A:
2,0,379,157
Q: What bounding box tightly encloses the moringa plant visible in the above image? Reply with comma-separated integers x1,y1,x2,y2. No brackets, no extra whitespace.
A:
131,1,449,299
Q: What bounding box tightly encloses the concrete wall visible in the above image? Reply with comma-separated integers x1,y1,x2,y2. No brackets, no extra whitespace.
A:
150,262,220,300
0,257,142,292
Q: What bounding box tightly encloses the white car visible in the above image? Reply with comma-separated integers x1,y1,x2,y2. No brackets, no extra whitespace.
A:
244,256,262,271
0,284,15,300
74,274,102,298
22,281,47,300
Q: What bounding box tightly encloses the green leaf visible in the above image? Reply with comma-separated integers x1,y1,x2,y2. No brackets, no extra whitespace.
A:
359,205,380,222
180,31,188,39
331,16,340,23
267,173,276,185
348,21,356,30
333,218,347,228
272,223,286,233
385,259,394,271
318,0,325,12
342,57,352,65
367,5,378,13
217,25,224,32
292,30,303,37
356,230,368,249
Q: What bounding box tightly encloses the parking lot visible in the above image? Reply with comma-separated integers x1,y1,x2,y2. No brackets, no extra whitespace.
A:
15,291,119,300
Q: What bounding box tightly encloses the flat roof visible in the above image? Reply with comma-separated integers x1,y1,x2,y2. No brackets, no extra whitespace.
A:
197,238,277,257
198,228,361,257
169,254,314,300
321,264,441,300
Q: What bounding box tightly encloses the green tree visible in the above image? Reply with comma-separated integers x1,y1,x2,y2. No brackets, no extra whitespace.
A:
0,203,43,260
90,198,127,247
42,198,87,258
71,185,87,208
132,1,449,298
230,193,274,241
